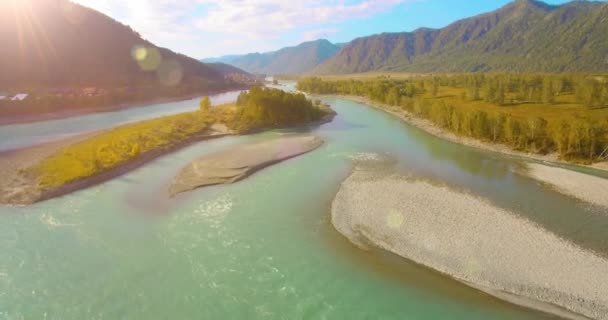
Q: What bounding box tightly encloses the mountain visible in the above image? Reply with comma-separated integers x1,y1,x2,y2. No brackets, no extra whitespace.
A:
203,39,342,75
207,63,252,77
0,0,226,88
207,63,261,84
314,0,608,74
201,55,244,64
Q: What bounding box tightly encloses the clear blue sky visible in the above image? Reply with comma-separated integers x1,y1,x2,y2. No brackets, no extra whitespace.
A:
72,0,597,59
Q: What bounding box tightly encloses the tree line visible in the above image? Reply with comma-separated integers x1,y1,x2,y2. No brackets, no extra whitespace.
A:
297,76,608,162
232,87,328,132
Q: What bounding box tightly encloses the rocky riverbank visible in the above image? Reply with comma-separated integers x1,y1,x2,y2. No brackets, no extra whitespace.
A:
331,167,608,320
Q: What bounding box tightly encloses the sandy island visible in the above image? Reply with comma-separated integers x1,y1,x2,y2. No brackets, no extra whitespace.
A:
332,168,608,320
525,164,608,209
169,136,324,195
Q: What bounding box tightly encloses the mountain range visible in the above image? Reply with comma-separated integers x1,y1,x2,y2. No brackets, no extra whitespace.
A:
202,39,342,75
314,0,608,74
205,0,608,75
0,0,226,89
2,0,607,89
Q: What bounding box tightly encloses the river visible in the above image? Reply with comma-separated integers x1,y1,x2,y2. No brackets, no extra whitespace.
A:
0,82,606,319
0,90,243,151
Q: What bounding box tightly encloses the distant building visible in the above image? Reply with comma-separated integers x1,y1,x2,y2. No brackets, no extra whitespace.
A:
11,93,28,101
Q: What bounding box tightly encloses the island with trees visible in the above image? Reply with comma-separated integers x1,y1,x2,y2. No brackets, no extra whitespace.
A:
0,87,335,205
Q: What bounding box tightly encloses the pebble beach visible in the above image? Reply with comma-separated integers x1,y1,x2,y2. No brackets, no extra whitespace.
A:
331,168,608,320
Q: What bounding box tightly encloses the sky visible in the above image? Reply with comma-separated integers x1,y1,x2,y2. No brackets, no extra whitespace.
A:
71,0,581,59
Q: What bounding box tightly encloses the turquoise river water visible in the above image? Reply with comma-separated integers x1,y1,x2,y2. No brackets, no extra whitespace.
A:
1,83,607,319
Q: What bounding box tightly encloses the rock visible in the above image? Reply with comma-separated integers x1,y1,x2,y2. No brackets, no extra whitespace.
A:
169,136,324,196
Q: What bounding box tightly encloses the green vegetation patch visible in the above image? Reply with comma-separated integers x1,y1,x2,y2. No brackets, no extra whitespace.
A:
232,87,330,132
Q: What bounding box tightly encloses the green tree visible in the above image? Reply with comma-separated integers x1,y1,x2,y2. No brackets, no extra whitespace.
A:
551,120,571,158
542,78,555,104
200,96,211,111
490,113,506,142
505,117,521,148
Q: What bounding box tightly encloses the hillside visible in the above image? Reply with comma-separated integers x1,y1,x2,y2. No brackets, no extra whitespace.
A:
0,0,226,88
314,0,608,74
207,63,252,77
203,39,341,75
208,63,259,84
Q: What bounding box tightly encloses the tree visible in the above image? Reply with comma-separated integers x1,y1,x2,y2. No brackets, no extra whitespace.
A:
431,78,439,97
490,113,506,142
505,117,521,147
542,78,555,104
601,85,608,107
527,117,549,152
199,96,211,111
551,120,571,158
496,83,506,105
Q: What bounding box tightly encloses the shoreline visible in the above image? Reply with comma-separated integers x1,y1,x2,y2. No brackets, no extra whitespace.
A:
331,168,608,320
0,86,247,126
334,94,608,175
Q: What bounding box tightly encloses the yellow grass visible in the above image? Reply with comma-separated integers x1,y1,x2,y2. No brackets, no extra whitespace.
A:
31,104,238,188
431,86,608,122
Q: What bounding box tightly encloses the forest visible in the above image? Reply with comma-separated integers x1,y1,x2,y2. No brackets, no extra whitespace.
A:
232,87,329,132
297,74,608,162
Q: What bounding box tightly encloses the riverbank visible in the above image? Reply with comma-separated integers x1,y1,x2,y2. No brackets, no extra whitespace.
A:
0,86,247,126
336,95,608,174
331,167,608,320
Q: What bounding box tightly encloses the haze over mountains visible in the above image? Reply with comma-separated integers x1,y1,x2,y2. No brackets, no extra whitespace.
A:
0,0,226,88
208,0,608,75
202,39,342,75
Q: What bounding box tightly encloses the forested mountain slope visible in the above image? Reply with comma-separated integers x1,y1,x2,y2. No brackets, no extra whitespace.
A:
0,0,225,88
314,0,608,74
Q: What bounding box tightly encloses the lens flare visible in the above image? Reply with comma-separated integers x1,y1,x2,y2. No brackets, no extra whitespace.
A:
131,45,147,61
157,59,183,87
131,46,161,71
386,209,404,229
